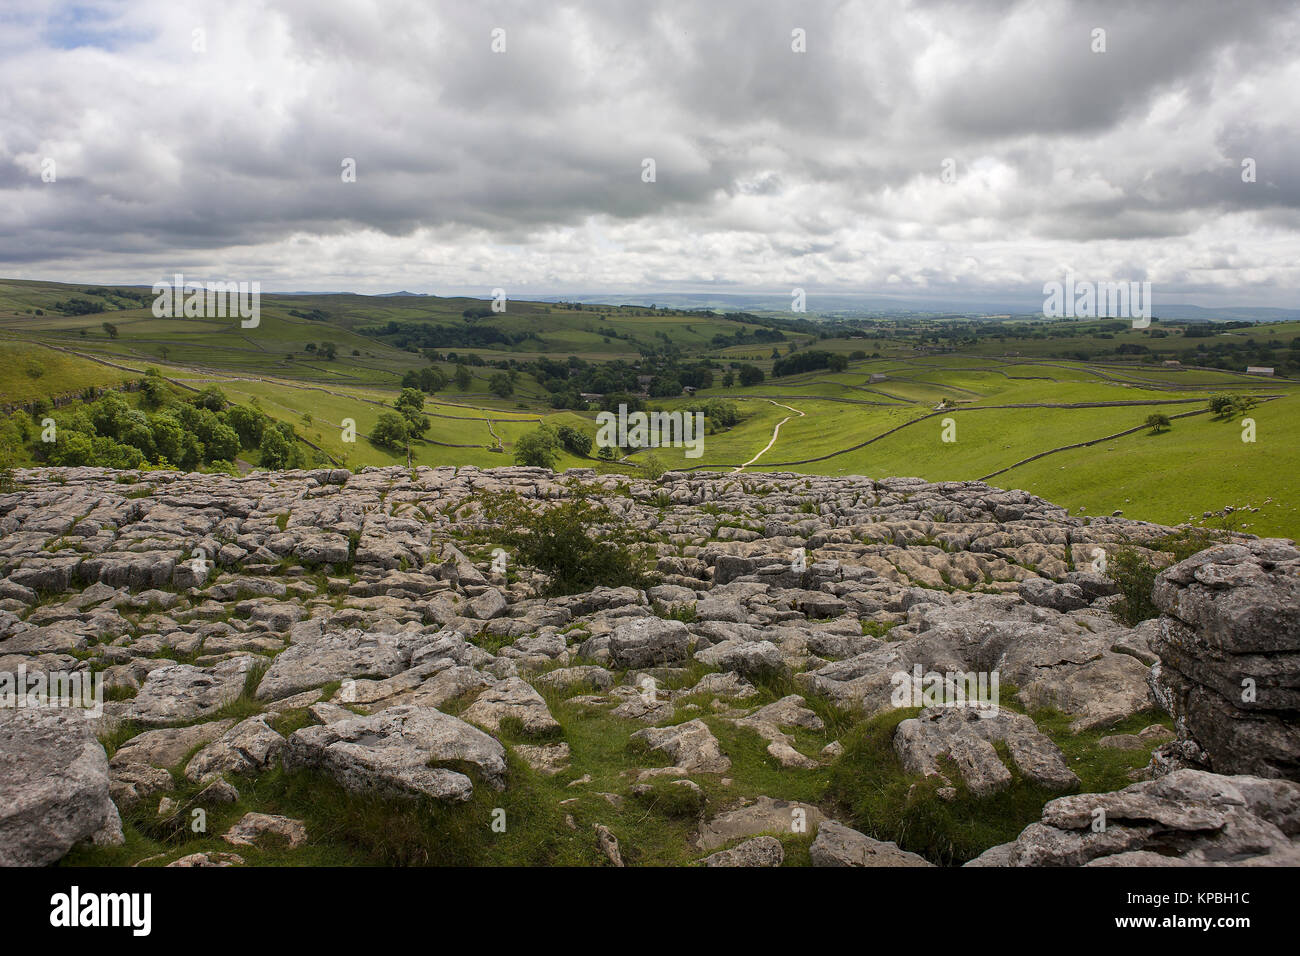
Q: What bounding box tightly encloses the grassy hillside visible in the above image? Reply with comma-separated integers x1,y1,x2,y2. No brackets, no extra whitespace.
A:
1,277,1296,539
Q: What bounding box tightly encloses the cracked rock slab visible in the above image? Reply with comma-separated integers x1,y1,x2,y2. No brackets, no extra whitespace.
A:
185,715,286,782
255,629,409,701
222,812,308,849
282,705,507,802
893,707,1079,796
968,769,1300,867
123,656,255,725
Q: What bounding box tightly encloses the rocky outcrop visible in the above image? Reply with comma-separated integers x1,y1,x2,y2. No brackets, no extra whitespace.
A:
968,770,1300,866
1147,539,1300,781
0,465,1288,867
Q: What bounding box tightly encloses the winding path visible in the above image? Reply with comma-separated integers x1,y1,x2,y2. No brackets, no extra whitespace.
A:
732,400,804,473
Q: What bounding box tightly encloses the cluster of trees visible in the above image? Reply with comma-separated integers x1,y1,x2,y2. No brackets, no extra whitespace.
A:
509,399,743,470
771,350,848,377
304,341,337,359
1208,393,1259,420
400,366,449,393
52,297,106,316
372,388,432,451
399,363,474,394
359,320,527,351
488,370,515,397
528,357,634,409
524,355,727,409
7,376,307,472
709,326,786,348
1184,336,1299,377
683,398,744,432
288,308,330,322
94,287,151,305
512,422,594,468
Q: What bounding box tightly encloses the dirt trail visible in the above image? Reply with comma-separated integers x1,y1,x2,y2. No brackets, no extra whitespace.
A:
732,400,804,473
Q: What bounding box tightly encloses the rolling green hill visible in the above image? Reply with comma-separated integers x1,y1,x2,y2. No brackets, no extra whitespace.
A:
1,277,1295,539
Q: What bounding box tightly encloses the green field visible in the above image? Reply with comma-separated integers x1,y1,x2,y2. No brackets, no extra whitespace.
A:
2,277,1296,539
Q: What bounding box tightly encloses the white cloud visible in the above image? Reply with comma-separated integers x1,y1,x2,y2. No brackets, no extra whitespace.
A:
0,0,1297,306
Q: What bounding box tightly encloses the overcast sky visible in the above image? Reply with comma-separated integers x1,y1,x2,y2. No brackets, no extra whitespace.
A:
1,0,1298,306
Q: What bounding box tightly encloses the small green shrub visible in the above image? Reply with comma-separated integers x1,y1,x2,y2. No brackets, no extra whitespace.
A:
1107,547,1160,626
479,487,654,596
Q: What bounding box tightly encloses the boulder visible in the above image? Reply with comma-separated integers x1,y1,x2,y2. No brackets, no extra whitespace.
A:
283,705,507,801
609,617,690,669
124,657,254,725
0,707,123,866
809,820,933,867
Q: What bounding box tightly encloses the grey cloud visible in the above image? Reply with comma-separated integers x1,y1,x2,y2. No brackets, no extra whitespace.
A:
0,0,1295,304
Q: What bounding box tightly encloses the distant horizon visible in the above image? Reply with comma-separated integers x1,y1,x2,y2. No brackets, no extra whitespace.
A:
4,274,1298,320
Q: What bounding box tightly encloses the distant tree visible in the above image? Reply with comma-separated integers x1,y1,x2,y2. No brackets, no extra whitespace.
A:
394,388,429,438
102,322,119,339
258,426,293,469
205,422,241,461
418,367,448,393
395,388,425,417
1208,394,1235,418
454,364,473,391
225,404,267,447
139,375,168,409
371,411,409,449
195,386,227,411
1145,413,1171,434
489,371,514,398
319,341,338,360
513,427,561,468
737,364,764,387
554,423,592,456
